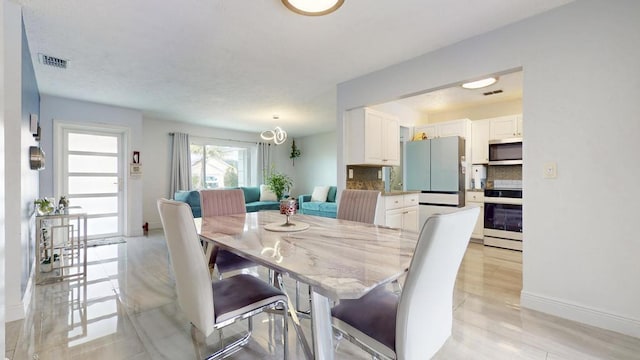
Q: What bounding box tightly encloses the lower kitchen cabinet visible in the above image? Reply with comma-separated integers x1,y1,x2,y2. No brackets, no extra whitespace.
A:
378,193,419,232
466,191,484,242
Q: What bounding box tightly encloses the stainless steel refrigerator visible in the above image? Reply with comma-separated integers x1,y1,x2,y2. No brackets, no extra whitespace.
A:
405,136,465,227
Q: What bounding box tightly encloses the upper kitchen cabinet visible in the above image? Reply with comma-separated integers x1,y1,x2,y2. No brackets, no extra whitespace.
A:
414,118,469,139
345,107,400,166
471,119,490,164
489,114,523,140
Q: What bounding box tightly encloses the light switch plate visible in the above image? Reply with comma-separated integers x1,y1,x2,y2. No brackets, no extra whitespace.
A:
543,162,557,179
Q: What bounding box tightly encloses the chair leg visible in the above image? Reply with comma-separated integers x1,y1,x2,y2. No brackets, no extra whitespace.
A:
204,331,252,360
295,280,301,311
283,301,289,360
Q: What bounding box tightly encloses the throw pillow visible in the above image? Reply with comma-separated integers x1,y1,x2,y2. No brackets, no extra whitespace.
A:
260,184,278,201
311,186,330,202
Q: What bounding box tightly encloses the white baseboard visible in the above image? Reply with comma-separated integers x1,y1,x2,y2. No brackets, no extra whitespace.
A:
6,301,25,322
148,221,162,230
521,291,640,338
7,265,36,322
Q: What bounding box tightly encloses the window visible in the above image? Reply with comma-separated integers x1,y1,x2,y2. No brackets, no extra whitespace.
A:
190,139,254,189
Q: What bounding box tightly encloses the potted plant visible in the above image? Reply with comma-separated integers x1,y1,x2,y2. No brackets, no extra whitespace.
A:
40,256,52,272
290,139,301,166
35,198,55,215
265,169,293,200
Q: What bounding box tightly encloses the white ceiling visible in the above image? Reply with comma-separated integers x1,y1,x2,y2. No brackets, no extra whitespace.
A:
17,0,572,137
393,70,523,115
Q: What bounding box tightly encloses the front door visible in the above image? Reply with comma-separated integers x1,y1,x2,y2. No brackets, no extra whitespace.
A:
58,126,124,238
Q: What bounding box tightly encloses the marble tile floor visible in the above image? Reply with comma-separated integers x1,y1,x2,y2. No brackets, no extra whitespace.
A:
6,230,640,359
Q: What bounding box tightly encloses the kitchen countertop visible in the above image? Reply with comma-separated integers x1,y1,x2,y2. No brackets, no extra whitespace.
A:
380,191,420,197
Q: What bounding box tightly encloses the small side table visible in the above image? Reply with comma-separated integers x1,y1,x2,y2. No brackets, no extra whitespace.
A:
35,208,87,284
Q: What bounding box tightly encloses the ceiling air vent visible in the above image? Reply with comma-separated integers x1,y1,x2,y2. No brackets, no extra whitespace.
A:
483,89,503,96
38,53,68,69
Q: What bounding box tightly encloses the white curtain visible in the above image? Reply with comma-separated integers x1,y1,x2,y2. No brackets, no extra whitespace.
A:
256,142,271,185
170,132,192,196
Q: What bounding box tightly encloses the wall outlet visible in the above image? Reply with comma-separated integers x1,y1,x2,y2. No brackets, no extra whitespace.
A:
377,170,382,179
543,162,557,179
348,168,354,179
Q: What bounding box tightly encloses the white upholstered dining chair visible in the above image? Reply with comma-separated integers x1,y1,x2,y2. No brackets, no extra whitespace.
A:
157,198,289,359
331,206,479,360
200,189,256,277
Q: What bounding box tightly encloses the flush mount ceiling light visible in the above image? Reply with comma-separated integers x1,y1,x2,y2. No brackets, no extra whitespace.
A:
282,0,344,16
261,116,288,145
461,77,498,89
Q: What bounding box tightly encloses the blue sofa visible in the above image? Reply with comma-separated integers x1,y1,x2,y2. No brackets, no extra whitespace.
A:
238,186,281,213
174,186,280,217
298,186,338,218
174,190,202,218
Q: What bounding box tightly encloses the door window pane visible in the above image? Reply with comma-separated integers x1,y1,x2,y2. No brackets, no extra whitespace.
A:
69,155,118,173
87,217,118,237
68,133,118,153
68,176,118,195
72,197,118,215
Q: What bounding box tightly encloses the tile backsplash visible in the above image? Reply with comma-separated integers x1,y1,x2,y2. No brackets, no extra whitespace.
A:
346,166,384,191
487,165,522,188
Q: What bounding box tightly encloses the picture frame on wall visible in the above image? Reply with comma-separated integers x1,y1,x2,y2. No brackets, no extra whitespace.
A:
30,114,38,135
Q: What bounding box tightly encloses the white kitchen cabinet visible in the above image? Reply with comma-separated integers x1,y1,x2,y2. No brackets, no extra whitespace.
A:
378,193,419,232
437,120,467,138
516,114,523,137
489,114,523,140
466,191,484,241
471,119,490,164
414,119,468,139
345,107,400,166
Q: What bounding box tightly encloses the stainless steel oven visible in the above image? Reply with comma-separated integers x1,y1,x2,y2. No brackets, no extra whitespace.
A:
484,188,522,251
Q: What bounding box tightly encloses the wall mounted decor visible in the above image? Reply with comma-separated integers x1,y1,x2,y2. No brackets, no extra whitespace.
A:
29,146,45,170
30,114,38,135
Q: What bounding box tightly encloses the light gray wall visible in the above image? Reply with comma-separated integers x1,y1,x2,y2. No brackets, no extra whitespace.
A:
4,0,38,324
337,0,640,337
293,131,337,195
142,117,292,229
1,0,23,348
18,14,39,309
39,95,144,237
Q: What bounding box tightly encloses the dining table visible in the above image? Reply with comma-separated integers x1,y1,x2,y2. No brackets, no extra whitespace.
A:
196,210,418,360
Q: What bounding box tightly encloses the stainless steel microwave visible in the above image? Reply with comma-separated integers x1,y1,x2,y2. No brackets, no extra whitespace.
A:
488,138,522,165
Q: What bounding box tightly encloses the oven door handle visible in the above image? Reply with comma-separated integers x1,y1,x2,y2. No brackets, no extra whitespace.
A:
484,197,523,205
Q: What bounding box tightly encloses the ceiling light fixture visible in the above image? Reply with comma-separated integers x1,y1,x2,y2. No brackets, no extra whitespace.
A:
281,0,344,16
261,116,288,145
461,77,498,89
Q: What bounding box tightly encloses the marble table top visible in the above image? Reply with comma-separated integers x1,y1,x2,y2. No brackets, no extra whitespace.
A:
198,211,418,300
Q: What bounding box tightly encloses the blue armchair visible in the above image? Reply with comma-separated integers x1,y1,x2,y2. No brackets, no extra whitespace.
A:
298,186,338,218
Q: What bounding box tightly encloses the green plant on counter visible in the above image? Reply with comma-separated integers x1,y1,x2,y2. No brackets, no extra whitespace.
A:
34,198,54,215
265,168,293,200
